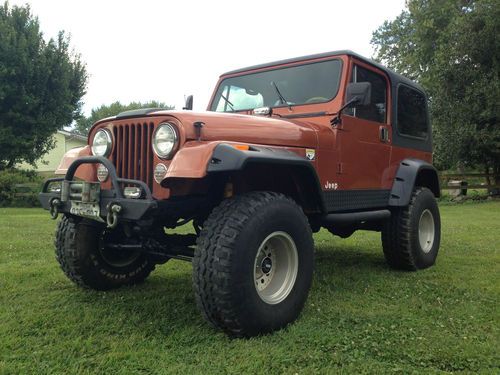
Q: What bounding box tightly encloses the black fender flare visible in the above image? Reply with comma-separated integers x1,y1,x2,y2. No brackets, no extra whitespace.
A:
207,143,326,212
389,158,440,206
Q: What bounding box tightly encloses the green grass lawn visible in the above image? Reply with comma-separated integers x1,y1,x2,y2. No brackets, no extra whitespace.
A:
1,202,499,374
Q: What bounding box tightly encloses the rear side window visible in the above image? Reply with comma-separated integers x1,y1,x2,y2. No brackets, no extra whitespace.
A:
397,86,428,138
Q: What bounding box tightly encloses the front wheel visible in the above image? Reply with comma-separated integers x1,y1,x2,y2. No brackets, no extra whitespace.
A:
381,187,441,270
193,192,314,337
55,216,155,290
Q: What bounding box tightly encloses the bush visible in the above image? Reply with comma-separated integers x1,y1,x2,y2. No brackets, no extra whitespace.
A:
0,169,43,207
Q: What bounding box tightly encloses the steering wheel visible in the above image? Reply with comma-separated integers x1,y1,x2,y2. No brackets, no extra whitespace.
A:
305,97,328,104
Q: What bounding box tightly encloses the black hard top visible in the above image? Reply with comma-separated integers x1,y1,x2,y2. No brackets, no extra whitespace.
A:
222,50,431,153
221,50,425,94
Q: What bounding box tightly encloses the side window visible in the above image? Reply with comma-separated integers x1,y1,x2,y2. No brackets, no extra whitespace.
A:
397,86,428,138
347,65,387,123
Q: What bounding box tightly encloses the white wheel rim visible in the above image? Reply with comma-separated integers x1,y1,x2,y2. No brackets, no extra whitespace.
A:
253,231,298,305
418,209,435,253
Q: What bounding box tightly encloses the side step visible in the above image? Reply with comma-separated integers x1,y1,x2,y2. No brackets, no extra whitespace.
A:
321,209,391,225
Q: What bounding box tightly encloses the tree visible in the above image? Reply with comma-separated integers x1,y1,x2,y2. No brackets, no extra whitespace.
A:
74,101,175,135
371,0,500,181
0,2,87,170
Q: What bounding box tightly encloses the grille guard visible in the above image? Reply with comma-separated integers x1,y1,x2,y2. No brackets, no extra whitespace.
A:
39,156,157,223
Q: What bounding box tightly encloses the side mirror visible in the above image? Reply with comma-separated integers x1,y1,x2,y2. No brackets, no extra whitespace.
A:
183,95,193,110
330,82,372,127
345,82,371,107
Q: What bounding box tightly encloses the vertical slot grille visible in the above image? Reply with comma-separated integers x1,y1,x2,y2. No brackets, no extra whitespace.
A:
111,122,154,187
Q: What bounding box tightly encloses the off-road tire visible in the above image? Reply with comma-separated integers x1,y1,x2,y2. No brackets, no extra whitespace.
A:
193,192,314,337
55,215,155,290
382,187,441,270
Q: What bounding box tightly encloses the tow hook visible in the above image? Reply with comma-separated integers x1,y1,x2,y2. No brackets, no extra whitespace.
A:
49,198,61,220
106,203,122,229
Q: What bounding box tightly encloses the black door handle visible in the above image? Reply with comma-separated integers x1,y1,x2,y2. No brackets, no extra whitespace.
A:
379,126,389,142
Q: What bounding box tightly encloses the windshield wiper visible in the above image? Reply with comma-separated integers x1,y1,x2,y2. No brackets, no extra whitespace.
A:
271,81,292,110
220,93,235,112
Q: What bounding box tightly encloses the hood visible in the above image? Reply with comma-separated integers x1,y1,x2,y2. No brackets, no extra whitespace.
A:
151,110,318,149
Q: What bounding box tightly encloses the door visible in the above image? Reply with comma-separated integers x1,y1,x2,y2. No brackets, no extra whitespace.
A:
330,62,392,211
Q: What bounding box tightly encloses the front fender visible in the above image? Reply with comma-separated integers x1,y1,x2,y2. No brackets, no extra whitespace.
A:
206,143,318,173
164,141,319,180
55,145,95,181
163,142,325,212
164,141,221,179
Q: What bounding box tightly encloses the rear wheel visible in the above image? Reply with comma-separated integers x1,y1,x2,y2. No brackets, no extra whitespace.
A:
381,187,441,270
55,216,155,290
193,192,314,337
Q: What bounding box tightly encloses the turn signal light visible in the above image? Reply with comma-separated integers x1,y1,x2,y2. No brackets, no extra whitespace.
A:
97,164,109,182
231,144,250,151
154,163,168,183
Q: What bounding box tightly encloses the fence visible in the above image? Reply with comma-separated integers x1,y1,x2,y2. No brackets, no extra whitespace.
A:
13,183,41,197
440,172,500,192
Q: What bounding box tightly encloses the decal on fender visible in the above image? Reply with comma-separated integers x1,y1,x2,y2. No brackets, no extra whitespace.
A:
305,149,315,161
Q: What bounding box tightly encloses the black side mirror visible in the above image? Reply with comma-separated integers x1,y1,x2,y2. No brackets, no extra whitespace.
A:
330,82,372,127
183,95,193,110
345,82,371,107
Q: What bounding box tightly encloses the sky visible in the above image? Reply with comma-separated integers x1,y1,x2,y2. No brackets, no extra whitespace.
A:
9,0,406,115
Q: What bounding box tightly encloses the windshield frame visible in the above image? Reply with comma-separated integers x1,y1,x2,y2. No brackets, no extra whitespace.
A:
209,58,343,113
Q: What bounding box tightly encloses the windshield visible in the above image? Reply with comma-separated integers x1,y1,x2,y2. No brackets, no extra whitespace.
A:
210,59,342,112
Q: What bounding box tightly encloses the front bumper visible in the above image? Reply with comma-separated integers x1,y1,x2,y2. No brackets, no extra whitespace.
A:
39,156,158,224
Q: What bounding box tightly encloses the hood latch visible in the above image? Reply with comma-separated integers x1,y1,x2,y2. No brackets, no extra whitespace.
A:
193,121,205,141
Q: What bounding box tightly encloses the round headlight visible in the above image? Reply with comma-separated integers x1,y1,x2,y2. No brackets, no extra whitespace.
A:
91,129,112,157
153,123,178,159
